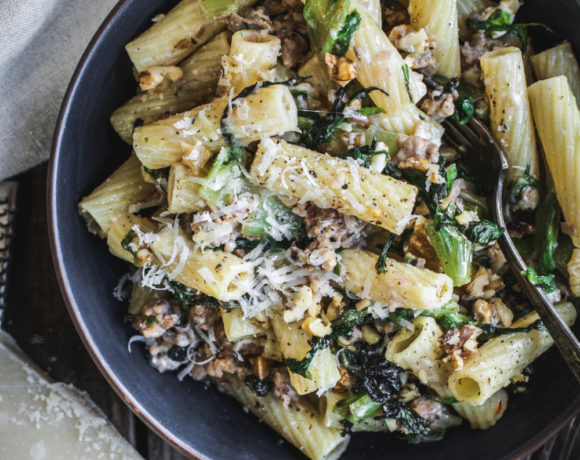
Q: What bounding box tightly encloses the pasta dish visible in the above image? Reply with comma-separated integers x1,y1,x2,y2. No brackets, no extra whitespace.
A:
78,0,580,458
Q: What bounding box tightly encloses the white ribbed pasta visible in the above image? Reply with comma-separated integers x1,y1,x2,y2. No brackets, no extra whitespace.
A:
270,313,340,395
448,302,577,405
453,390,508,429
346,12,427,113
408,0,461,78
221,30,281,94
78,155,158,236
528,76,580,247
568,249,580,296
134,85,298,170
531,41,580,106
371,105,444,143
111,31,231,143
385,316,451,392
249,139,418,234
221,307,265,341
167,163,207,214
351,0,381,26
456,0,493,38
218,379,350,460
340,249,453,310
150,227,254,301
125,0,253,72
480,47,539,183
106,213,157,264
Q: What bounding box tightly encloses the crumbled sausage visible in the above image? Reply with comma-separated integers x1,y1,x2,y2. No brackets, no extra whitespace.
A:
134,299,179,338
289,204,366,271
271,367,303,409
409,396,443,423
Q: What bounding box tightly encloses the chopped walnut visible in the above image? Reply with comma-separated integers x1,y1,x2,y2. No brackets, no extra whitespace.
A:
396,133,440,163
325,53,357,86
420,89,458,122
404,217,441,272
473,298,514,327
464,266,505,299
439,324,482,369
139,66,183,92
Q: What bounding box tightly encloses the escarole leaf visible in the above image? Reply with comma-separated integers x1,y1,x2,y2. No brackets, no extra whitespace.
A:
508,165,537,206
335,394,382,425
300,81,388,148
241,192,304,241
466,9,552,51
199,147,245,210
464,219,501,245
426,210,473,286
521,268,557,293
200,0,238,18
304,0,360,56
535,191,560,275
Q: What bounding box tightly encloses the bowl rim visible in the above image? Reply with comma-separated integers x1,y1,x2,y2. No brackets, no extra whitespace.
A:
47,1,580,459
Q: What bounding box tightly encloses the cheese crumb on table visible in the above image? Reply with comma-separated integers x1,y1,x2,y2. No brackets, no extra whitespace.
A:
0,330,143,460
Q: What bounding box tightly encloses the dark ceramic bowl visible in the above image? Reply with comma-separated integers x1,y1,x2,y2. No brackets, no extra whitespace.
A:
49,1,580,459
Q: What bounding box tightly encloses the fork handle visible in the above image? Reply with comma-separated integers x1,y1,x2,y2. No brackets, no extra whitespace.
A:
497,233,580,383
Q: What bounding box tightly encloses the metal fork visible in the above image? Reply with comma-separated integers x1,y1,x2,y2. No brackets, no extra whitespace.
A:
442,117,580,383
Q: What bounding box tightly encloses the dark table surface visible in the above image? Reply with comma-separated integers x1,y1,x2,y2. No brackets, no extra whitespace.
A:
3,164,578,460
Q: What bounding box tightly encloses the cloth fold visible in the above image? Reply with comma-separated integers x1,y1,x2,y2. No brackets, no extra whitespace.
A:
0,0,119,181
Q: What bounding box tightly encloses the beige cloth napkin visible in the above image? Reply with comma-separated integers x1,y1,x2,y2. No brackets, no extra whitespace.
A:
0,0,118,181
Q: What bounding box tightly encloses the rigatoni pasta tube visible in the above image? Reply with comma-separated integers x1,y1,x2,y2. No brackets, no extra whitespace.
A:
480,47,539,183
125,0,252,72
221,307,264,341
346,12,426,112
448,302,577,405
167,163,206,214
111,31,231,143
339,249,453,310
270,312,340,395
457,0,493,38
106,213,157,264
78,155,158,236
528,76,580,247
408,0,461,78
134,85,298,169
150,227,253,301
453,390,508,429
531,41,580,105
218,378,350,460
220,30,280,94
249,139,418,234
385,316,451,392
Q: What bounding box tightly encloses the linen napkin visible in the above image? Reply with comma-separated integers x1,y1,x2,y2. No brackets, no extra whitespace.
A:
0,0,118,181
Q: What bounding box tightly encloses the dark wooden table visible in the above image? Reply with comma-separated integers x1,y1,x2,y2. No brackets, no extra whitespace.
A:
3,164,188,460
3,164,578,460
